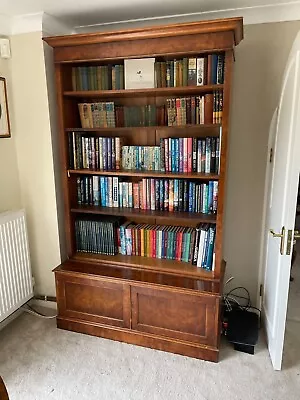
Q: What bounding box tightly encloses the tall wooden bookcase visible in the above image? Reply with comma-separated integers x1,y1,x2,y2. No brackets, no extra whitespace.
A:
44,17,243,362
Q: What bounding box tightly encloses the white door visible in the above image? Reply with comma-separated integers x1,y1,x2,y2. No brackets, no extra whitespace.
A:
262,32,300,370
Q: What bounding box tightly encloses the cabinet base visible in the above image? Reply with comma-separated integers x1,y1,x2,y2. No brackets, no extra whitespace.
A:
57,316,219,362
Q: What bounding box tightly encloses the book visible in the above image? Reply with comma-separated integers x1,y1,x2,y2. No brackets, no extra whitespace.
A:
196,57,206,86
188,58,197,86
125,58,155,89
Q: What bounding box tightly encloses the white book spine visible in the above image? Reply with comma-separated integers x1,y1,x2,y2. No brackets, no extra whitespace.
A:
113,177,119,207
196,57,205,86
197,229,205,267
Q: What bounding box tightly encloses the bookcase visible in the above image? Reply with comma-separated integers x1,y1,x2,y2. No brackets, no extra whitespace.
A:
44,17,243,362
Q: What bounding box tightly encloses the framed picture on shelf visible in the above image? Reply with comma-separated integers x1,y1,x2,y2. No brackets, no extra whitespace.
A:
0,77,11,138
124,58,155,89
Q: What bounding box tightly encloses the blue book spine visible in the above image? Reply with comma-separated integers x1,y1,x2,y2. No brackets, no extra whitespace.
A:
105,177,109,206
188,182,193,212
120,225,126,255
205,227,216,270
100,177,106,206
174,179,179,211
202,228,210,268
211,55,218,84
159,179,164,210
171,139,175,172
175,138,179,172
192,183,196,212
107,138,112,170
208,181,214,214
103,138,108,170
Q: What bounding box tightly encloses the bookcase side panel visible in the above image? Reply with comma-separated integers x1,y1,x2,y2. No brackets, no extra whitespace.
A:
55,64,75,257
214,50,234,274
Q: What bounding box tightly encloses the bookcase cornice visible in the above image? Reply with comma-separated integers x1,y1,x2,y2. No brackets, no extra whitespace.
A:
43,17,243,56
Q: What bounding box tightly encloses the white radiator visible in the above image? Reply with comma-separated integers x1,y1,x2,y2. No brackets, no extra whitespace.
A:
0,209,33,323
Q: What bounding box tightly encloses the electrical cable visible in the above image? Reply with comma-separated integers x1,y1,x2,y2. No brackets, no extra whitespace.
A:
222,285,262,325
21,303,57,319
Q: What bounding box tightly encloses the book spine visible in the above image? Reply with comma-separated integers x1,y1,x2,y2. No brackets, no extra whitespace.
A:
188,58,197,86
196,57,205,86
113,177,119,207
187,138,192,173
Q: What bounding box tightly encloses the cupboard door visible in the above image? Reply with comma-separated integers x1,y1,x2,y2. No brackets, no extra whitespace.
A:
131,285,219,346
56,273,131,328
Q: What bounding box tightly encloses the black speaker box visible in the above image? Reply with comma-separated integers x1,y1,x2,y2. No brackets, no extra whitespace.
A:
226,309,259,354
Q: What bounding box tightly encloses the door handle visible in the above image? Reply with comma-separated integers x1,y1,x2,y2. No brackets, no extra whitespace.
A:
269,229,284,238
286,229,299,255
294,230,300,239
269,227,286,255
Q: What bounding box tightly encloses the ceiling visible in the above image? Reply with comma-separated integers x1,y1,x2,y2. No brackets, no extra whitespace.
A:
0,0,300,32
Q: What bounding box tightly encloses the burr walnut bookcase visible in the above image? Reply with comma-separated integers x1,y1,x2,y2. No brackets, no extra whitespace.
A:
44,17,243,362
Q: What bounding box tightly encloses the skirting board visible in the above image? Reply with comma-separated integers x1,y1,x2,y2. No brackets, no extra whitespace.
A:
30,299,57,311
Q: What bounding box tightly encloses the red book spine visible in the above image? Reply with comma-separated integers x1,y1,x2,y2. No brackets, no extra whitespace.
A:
132,227,136,256
153,228,157,258
133,183,139,209
177,230,183,261
137,225,141,256
176,98,181,126
187,137,192,173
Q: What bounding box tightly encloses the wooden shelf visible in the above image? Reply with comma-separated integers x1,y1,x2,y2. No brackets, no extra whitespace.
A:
65,124,221,133
64,85,224,99
70,205,217,223
68,169,219,180
73,251,217,280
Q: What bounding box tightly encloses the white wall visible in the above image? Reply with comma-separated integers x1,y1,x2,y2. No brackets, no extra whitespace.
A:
0,52,21,212
10,32,61,296
223,20,300,300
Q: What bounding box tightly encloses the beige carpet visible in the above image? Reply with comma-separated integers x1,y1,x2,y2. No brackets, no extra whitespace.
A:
0,312,300,400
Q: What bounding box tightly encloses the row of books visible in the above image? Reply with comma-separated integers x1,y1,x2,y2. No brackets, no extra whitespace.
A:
78,93,223,129
72,65,125,91
69,134,122,170
122,146,160,171
166,93,223,126
154,54,224,88
75,216,121,255
118,222,216,270
68,133,220,174
71,54,224,92
79,102,115,129
76,176,218,214
192,223,216,268
74,216,216,270
118,105,157,127
160,137,220,174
